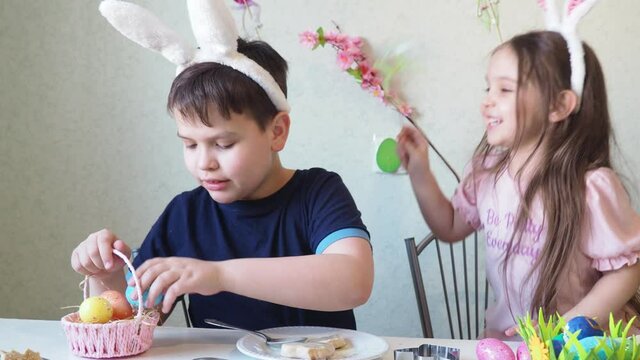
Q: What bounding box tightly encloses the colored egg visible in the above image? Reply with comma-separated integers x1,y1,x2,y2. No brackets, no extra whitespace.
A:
572,336,622,360
515,341,531,360
476,338,516,360
551,333,565,357
564,316,604,342
376,138,401,173
79,296,113,324
101,290,133,320
125,285,164,308
125,270,163,308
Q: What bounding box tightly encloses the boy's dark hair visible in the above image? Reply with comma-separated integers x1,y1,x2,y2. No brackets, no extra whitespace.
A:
167,38,288,130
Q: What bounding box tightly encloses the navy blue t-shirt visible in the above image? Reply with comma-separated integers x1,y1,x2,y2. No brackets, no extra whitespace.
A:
133,168,370,330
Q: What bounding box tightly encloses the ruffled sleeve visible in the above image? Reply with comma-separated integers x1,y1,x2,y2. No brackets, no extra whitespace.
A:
582,168,640,271
451,160,484,230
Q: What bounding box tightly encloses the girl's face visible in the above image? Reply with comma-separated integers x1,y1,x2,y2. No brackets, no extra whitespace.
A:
481,46,519,149
175,110,288,204
482,46,546,154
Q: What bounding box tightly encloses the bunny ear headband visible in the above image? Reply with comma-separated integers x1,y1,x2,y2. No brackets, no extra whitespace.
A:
536,0,599,110
98,0,290,112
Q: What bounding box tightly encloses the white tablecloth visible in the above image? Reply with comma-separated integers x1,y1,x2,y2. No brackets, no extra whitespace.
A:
0,318,490,359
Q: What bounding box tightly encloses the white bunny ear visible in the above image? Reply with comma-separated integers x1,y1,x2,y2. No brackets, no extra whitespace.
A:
535,0,600,111
537,0,561,30
99,0,290,112
562,0,599,29
187,0,239,57
99,0,196,67
185,0,290,112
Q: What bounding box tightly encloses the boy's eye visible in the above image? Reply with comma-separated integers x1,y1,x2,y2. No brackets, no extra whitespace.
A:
184,143,196,149
501,88,514,93
216,143,235,150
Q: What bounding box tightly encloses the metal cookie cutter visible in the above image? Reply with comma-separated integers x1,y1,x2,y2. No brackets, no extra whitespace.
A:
394,344,460,360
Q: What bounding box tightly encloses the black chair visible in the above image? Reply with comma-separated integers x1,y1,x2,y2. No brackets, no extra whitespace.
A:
172,295,192,327
405,232,488,339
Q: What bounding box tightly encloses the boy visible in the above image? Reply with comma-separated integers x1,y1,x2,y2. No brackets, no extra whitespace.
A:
70,36,373,330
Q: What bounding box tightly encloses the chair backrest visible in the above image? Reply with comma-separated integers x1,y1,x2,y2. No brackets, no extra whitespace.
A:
405,232,488,339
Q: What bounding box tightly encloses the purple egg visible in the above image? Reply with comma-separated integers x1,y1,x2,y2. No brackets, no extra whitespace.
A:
516,342,531,360
476,338,516,360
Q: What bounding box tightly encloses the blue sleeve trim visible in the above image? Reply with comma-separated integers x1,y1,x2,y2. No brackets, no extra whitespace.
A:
315,228,370,254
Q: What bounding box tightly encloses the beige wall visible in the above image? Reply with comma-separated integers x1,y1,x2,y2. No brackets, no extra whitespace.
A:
1,0,639,336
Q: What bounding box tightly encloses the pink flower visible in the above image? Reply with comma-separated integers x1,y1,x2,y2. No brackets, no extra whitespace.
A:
397,103,413,117
370,85,385,101
336,50,354,70
328,33,349,48
299,31,319,48
324,31,339,43
345,44,364,62
359,62,382,89
300,26,415,117
348,36,363,48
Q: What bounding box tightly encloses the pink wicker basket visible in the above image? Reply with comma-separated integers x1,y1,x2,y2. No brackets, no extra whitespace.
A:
61,249,160,358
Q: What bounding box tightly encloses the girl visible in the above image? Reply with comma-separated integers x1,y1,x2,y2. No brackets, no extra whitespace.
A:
397,30,640,339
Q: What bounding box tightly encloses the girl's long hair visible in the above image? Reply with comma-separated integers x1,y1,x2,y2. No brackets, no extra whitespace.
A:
472,31,640,316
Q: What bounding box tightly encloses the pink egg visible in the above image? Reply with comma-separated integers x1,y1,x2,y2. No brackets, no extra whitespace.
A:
101,290,134,320
476,338,516,360
516,342,531,360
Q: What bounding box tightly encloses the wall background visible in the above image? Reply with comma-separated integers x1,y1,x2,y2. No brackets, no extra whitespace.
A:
1,0,639,337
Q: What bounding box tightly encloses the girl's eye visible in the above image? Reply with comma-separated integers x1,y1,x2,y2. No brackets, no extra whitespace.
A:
501,88,514,93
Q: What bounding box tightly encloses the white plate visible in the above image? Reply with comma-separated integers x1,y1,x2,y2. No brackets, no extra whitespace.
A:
236,326,388,360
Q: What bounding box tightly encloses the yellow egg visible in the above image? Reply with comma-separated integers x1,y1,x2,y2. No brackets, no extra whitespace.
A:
79,296,113,324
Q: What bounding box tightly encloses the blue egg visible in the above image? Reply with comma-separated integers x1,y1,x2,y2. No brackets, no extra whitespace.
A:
573,336,620,360
564,316,604,341
552,334,565,357
124,270,163,308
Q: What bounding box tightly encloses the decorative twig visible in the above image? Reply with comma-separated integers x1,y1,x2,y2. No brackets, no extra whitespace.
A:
299,25,460,180
477,0,504,42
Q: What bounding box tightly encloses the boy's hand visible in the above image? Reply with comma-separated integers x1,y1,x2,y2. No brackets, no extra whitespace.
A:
71,229,131,278
131,257,222,314
396,125,431,178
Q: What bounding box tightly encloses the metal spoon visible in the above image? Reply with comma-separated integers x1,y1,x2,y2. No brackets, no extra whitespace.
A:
204,318,307,345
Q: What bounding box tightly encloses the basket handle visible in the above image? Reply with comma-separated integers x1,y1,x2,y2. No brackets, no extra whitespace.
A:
82,248,145,319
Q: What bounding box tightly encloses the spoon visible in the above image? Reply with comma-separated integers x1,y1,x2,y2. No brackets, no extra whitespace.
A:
204,318,307,345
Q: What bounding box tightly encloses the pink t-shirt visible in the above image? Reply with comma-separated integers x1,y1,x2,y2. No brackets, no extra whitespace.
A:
452,158,640,336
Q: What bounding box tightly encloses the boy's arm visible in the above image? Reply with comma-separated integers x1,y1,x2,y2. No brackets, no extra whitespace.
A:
136,236,373,313
217,236,373,311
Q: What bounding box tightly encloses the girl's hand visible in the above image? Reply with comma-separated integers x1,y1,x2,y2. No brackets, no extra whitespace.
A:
132,257,223,313
71,229,131,278
505,319,538,338
396,125,431,178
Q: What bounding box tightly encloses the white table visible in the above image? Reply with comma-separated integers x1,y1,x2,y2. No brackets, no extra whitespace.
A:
0,318,488,359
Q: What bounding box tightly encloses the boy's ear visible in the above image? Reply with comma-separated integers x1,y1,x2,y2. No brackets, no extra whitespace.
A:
270,112,290,152
549,90,578,123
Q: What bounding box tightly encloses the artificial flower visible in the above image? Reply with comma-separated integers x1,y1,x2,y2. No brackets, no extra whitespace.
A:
299,26,414,119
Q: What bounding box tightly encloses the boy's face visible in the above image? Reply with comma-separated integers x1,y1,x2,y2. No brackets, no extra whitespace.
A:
176,109,289,203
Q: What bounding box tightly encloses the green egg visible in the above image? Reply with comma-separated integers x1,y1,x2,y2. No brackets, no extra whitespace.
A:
376,138,401,173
